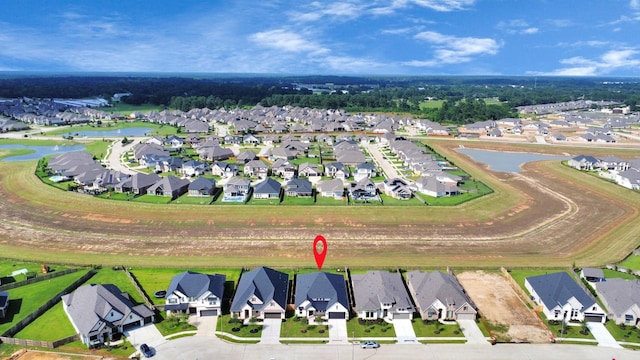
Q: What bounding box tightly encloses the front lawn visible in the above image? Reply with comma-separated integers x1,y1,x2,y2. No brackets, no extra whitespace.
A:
605,321,640,343
217,315,262,338
155,313,197,337
0,270,88,335
602,268,637,280
411,319,464,337
545,318,594,340
280,317,329,338
346,318,395,338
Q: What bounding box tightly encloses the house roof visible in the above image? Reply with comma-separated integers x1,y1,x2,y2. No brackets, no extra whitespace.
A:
596,278,640,319
406,271,475,313
61,284,154,337
147,175,190,194
166,271,226,299
317,178,344,193
295,272,349,312
526,272,596,309
230,266,289,312
254,178,281,195
188,177,216,191
351,271,414,312
581,268,604,279
285,178,312,194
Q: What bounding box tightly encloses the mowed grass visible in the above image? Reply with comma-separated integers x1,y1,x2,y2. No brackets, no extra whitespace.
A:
0,270,88,335
411,319,464,338
602,268,638,280
217,315,262,338
0,260,69,284
347,318,396,338
280,317,329,338
130,268,242,306
15,302,76,341
84,268,146,305
618,255,640,271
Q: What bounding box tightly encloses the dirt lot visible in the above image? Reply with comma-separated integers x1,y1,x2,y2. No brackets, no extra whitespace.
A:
7,350,105,360
0,140,638,268
457,270,550,343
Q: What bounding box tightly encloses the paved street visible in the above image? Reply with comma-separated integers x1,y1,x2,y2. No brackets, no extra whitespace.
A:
362,142,403,181
153,335,635,360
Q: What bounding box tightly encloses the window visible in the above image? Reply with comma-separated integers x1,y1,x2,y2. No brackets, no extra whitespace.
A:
625,314,634,324
554,310,561,318
168,298,177,304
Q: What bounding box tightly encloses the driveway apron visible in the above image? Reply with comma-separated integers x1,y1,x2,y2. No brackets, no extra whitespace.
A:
260,318,282,344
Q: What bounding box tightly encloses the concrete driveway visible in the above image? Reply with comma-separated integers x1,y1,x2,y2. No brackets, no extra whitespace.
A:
189,314,217,336
393,319,417,344
124,323,164,353
587,322,621,348
328,318,348,343
457,319,489,345
260,318,282,344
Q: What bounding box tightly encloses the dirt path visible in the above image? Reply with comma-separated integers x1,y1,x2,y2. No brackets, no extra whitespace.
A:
457,271,550,343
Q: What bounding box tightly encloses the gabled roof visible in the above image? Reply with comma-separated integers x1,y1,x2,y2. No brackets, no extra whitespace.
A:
254,178,281,195
351,271,414,312
571,154,599,163
526,272,596,309
295,272,349,312
147,175,190,194
166,271,225,299
230,266,289,312
188,177,215,191
597,278,640,318
406,271,475,312
317,178,344,193
284,178,312,194
61,284,154,337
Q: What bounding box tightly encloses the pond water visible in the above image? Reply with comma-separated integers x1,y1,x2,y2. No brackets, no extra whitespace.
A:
60,127,153,138
0,144,86,162
457,148,569,172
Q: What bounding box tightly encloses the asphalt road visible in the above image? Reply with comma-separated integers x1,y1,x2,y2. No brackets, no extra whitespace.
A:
153,335,636,360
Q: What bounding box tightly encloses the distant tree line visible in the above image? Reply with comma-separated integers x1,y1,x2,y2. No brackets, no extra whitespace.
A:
2,75,640,123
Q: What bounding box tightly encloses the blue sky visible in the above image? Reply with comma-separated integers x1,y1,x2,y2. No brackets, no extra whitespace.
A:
1,0,639,76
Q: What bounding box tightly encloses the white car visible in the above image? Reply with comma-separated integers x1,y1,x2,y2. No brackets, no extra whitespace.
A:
360,340,380,349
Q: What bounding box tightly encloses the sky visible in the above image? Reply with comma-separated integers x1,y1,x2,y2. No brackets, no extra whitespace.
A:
1,0,640,76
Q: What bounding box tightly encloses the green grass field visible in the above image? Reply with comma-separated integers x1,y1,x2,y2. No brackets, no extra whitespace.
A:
618,255,640,271
0,270,88,335
602,268,637,280
0,260,69,284
171,194,214,205
217,315,262,338
347,318,395,338
14,302,76,341
85,268,146,305
280,317,329,338
411,319,464,337
606,321,640,343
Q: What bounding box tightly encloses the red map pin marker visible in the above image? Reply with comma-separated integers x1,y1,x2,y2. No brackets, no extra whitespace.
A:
313,235,327,271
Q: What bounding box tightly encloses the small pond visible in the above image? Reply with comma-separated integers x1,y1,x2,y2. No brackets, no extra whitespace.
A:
457,148,569,172
60,127,153,138
0,144,86,162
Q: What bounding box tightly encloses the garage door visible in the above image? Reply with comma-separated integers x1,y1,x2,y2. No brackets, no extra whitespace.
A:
584,314,604,322
199,310,218,316
328,312,346,319
393,313,411,320
264,312,281,319
456,313,476,321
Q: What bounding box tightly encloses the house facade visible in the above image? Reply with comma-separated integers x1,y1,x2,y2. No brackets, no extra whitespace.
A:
596,278,640,327
525,272,606,323
406,271,476,321
351,271,414,320
295,272,350,320
61,284,154,347
165,271,226,317
230,266,289,320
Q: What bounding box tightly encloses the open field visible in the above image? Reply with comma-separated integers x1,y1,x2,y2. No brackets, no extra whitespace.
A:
0,140,638,269
456,271,549,343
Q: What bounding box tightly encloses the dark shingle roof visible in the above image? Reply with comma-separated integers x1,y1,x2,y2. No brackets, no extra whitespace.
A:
526,272,596,309
166,271,225,299
295,272,349,311
230,266,289,312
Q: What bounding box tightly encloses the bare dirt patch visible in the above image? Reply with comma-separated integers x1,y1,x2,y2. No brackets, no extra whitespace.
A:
9,350,102,360
457,270,550,343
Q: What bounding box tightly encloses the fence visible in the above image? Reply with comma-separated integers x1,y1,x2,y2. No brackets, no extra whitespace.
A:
1,269,96,338
0,334,79,348
0,268,79,291
123,267,155,311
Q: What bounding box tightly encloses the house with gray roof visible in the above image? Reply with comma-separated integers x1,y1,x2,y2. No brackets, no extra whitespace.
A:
146,175,190,199
351,270,414,320
580,268,605,283
295,272,350,320
244,159,270,178
61,284,154,347
298,162,323,177
525,272,606,323
212,161,238,178
165,271,226,317
198,145,234,161
317,179,345,199
181,160,210,177
253,178,282,200
230,266,289,320
616,168,640,190
115,173,161,195
406,271,476,321
596,278,640,327
0,291,8,319
284,178,313,197
324,162,350,180
222,176,250,202
188,177,216,197
568,155,600,170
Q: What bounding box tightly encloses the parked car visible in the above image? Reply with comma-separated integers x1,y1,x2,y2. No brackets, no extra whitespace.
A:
360,340,380,349
140,343,154,358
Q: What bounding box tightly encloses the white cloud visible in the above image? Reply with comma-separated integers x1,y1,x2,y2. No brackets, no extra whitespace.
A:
248,29,329,55
631,0,640,9
289,1,366,22
547,19,573,28
535,49,640,76
497,19,539,35
390,0,476,12
557,40,610,48
406,31,500,66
